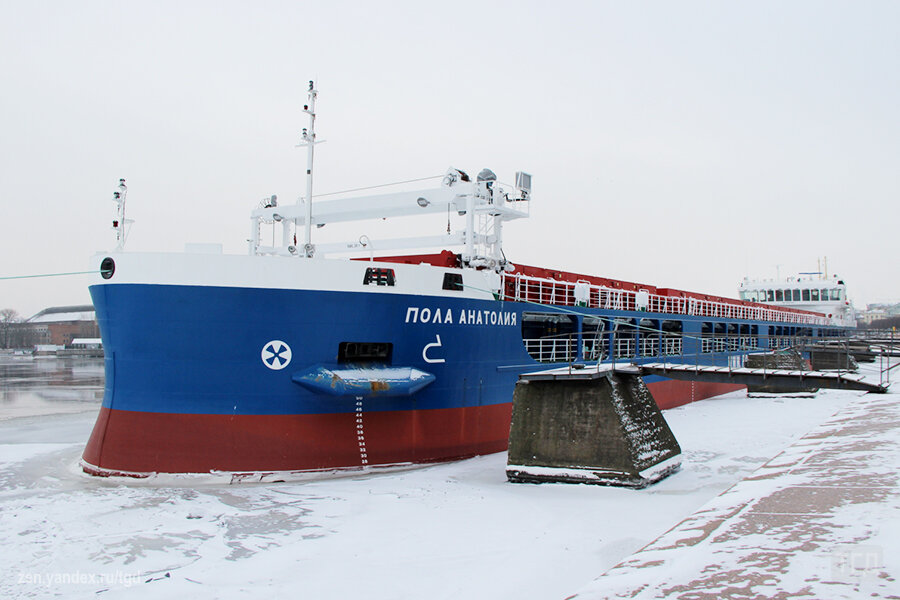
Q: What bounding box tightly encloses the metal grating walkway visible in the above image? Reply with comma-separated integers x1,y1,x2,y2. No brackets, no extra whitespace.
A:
636,362,888,393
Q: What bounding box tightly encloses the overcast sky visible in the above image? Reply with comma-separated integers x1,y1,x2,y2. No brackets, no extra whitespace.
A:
2,0,898,318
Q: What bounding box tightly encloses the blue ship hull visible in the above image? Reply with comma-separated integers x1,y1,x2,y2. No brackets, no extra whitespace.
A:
81,252,849,476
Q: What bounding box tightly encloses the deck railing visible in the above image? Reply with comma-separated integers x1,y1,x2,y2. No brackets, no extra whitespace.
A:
526,332,864,368
502,273,839,326
523,337,576,363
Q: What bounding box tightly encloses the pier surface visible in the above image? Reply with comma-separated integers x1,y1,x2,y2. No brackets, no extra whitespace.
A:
570,391,900,599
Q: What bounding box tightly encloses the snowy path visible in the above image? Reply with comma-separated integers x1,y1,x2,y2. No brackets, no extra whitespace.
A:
571,390,900,599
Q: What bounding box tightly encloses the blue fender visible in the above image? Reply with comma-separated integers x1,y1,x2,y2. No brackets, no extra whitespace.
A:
292,365,436,397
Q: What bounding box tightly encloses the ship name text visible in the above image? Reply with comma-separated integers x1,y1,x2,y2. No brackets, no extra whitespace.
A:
405,307,517,327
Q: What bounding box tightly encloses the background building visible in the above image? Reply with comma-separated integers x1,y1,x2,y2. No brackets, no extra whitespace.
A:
26,305,99,346
857,303,900,329
0,305,99,350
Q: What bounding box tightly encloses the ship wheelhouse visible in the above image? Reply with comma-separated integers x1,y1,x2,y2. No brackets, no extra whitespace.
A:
739,284,845,304
737,273,854,327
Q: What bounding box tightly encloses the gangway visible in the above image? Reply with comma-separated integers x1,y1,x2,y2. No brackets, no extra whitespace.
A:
635,362,888,394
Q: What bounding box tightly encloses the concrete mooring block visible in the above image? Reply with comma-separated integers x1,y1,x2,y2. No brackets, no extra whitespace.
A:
745,351,819,395
506,369,681,488
810,350,860,371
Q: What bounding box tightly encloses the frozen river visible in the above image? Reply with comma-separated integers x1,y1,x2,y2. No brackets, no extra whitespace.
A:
0,356,886,599
0,356,103,420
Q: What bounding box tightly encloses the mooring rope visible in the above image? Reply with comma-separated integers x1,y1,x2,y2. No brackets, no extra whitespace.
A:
0,270,100,281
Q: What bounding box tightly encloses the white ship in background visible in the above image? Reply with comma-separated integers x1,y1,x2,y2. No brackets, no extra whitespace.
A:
738,260,856,327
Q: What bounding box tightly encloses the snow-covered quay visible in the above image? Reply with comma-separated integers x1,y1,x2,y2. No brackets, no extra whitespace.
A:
1,357,897,599
572,389,900,599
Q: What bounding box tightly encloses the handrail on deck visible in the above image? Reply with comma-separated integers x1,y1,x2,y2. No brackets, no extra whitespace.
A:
502,272,848,327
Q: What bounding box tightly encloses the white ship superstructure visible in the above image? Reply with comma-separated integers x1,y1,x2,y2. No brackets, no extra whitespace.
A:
738,273,855,327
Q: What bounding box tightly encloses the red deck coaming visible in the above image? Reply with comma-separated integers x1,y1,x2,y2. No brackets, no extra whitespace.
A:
82,380,742,475
368,252,826,319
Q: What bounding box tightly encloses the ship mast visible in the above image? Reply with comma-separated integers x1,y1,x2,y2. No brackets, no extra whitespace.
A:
247,84,531,263
297,80,319,258
111,178,132,251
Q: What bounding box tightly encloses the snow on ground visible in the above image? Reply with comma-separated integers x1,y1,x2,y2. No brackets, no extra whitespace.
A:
571,388,900,599
0,358,885,600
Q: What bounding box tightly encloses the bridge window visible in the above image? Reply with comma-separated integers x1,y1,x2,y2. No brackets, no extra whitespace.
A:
775,290,784,302
830,289,841,301
802,289,810,301
792,289,801,301
767,290,774,301
521,312,576,363
811,289,819,301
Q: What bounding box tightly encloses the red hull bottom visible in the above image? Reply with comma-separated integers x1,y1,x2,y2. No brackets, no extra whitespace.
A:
82,403,514,475
81,381,744,476
647,379,744,410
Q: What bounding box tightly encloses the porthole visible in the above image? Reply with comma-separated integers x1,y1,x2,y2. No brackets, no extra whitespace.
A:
100,257,115,279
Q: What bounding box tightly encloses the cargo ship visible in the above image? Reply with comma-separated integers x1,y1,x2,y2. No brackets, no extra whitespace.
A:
81,84,853,478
